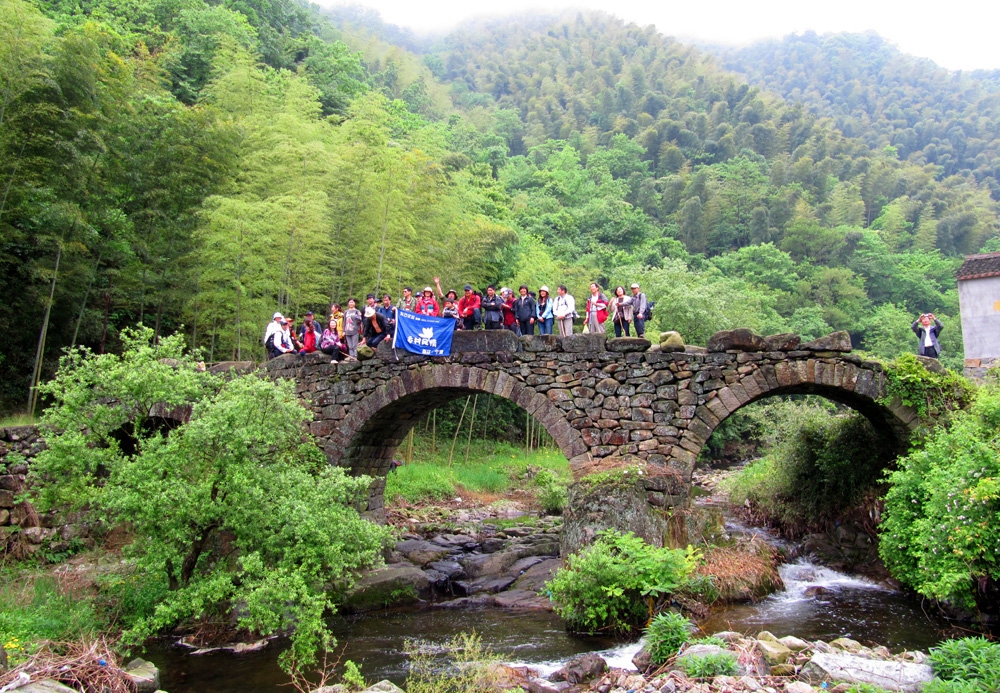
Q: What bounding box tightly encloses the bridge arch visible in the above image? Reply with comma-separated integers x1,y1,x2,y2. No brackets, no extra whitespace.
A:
678,357,919,482
322,364,590,520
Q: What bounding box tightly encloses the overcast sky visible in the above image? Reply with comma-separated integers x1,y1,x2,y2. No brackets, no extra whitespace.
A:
321,0,1000,71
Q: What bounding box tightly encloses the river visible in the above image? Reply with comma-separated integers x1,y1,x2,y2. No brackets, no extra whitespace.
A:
147,467,949,691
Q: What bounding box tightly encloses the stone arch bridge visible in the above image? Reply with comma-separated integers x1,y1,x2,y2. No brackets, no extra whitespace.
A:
264,330,918,521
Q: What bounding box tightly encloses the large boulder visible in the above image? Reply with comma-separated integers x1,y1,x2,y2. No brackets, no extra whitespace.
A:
676,644,730,669
799,652,933,692
15,682,78,693
606,337,651,353
356,344,376,361
124,657,160,693
361,682,406,693
660,331,685,352
560,470,669,557
707,329,765,352
800,331,852,352
343,563,430,611
451,329,519,353
549,653,607,683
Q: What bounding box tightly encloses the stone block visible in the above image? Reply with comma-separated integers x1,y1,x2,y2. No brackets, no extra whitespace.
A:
595,377,619,396
707,328,765,352
800,331,852,352
800,652,933,692
762,332,801,351
561,333,607,353
756,638,793,665
451,329,519,353
607,337,651,353
520,335,561,352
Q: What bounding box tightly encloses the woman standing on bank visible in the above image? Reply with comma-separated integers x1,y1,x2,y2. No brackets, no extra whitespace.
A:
536,286,554,335
585,283,608,334
342,298,362,359
611,286,633,338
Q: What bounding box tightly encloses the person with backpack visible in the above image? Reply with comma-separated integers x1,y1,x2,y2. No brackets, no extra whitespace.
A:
319,317,348,362
630,283,649,338
263,312,284,358
585,283,609,334
482,285,504,330
536,286,554,335
514,285,537,336
553,285,576,338
458,284,482,331
343,298,363,358
611,286,633,338
296,311,322,353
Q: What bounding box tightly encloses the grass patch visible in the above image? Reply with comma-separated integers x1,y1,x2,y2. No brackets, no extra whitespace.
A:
0,412,36,428
0,567,99,664
385,435,570,504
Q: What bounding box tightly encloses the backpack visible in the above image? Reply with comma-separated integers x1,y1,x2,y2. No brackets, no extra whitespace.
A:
643,299,654,322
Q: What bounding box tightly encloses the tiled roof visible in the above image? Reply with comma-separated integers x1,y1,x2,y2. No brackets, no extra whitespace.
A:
957,253,1000,281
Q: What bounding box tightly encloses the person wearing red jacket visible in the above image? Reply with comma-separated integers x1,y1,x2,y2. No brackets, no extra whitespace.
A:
501,288,518,334
415,286,440,316
458,284,481,330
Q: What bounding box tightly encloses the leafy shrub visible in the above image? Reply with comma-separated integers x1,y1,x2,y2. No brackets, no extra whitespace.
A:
404,632,508,693
882,353,975,419
545,530,696,634
643,612,692,663
534,470,568,514
923,680,990,693
678,651,739,678
927,637,1000,691
725,403,893,529
880,385,1000,610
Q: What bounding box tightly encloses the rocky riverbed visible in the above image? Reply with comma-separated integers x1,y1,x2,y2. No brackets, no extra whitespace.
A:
345,506,564,612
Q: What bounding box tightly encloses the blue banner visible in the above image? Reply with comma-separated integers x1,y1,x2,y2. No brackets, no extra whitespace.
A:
393,310,455,356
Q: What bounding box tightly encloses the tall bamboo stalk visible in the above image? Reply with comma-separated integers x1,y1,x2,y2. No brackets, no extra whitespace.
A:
431,409,436,454
464,395,478,464
406,428,414,464
28,244,62,416
449,397,471,467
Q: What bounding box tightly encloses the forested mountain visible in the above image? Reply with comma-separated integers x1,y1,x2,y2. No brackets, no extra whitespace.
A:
0,1,994,412
712,32,1000,200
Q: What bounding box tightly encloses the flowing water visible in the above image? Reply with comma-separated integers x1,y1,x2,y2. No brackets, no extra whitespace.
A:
145,463,949,691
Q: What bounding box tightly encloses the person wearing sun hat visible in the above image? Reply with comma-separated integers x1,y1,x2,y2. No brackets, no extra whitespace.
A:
415,286,440,316
263,311,284,357
535,286,554,335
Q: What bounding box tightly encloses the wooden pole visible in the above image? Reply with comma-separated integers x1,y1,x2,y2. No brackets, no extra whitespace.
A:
449,397,470,467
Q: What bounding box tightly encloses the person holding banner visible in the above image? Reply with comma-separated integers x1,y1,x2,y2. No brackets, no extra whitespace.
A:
394,308,456,356
416,287,440,316
362,306,391,349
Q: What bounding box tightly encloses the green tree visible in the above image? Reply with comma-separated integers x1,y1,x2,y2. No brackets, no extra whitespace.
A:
31,328,389,669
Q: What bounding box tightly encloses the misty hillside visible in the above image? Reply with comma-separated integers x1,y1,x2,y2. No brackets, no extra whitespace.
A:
710,32,1000,198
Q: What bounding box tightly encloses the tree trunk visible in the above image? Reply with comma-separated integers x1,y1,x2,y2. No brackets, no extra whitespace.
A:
99,289,111,354
28,244,62,416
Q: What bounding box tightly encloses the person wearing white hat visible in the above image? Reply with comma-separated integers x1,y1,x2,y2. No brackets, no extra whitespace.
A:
415,286,440,316
263,311,284,359
536,286,554,335
630,283,648,338
362,305,391,349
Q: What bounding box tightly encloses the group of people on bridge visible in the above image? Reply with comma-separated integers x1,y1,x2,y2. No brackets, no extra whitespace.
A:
262,280,944,364
263,279,653,361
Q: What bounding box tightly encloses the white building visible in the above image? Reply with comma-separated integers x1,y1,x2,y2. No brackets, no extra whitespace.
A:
957,252,1000,379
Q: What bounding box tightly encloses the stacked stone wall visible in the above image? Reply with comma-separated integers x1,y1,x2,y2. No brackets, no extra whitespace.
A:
263,331,918,519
